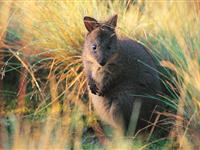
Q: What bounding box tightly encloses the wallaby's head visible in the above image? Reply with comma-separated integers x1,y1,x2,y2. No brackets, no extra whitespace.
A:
83,15,118,66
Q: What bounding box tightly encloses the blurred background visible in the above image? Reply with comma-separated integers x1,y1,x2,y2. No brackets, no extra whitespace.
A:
0,0,200,149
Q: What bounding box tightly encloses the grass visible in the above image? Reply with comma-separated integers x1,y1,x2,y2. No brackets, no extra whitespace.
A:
0,0,200,149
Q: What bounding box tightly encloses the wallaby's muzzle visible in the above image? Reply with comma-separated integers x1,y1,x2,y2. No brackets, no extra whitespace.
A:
98,57,106,66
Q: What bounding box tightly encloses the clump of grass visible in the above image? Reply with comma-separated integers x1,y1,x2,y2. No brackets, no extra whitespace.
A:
0,0,200,149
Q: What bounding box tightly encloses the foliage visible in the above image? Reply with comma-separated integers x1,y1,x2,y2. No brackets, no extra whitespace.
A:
0,0,200,149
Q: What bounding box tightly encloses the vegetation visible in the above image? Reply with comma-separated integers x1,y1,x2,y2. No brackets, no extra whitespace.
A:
0,0,199,149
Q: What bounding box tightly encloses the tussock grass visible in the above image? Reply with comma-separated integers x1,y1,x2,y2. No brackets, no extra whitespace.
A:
0,0,200,149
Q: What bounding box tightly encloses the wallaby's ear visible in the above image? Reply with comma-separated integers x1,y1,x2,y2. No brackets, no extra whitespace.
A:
106,14,118,28
83,16,98,32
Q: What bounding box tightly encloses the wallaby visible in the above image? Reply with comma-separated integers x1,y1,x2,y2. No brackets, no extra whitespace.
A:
82,15,163,136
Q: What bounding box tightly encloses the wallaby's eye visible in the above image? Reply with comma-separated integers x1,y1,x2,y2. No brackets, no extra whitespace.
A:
92,44,97,51
107,45,111,50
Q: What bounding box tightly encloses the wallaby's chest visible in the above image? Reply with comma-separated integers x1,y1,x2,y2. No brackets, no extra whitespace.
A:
91,64,108,84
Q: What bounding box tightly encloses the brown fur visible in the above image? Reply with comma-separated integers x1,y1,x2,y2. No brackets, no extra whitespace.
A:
82,15,162,136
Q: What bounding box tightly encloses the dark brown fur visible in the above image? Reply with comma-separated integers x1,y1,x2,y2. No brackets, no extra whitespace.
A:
82,15,162,135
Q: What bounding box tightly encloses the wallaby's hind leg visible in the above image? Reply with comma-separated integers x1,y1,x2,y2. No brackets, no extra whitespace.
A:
108,89,138,136
108,102,125,136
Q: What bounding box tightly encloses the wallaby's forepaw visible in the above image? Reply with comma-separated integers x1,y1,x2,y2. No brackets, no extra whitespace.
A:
89,81,99,95
89,84,105,96
88,75,106,96
96,86,107,96
89,82,105,96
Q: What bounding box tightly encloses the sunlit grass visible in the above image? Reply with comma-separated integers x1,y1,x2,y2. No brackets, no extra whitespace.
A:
0,0,200,149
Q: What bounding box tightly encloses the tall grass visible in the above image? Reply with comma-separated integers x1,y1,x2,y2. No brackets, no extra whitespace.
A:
0,0,200,149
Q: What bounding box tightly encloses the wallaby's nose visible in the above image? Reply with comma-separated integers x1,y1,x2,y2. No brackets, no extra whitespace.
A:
99,59,106,66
